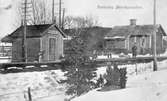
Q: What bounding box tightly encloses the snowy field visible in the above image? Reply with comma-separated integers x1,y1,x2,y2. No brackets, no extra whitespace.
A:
72,60,167,101
72,69,167,101
0,56,167,101
0,70,67,101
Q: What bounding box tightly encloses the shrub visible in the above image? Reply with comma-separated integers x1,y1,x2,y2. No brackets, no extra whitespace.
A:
103,65,127,88
119,68,127,88
96,74,104,88
103,66,120,86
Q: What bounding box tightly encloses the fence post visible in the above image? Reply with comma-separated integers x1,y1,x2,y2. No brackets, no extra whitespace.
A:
28,87,32,101
135,63,137,75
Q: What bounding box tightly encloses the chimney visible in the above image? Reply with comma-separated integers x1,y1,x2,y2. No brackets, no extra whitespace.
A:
130,19,137,26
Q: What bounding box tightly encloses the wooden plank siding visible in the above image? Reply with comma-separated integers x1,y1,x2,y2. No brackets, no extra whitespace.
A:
12,38,40,62
12,38,23,62
11,27,64,62
156,32,164,54
1,24,66,63
40,28,64,62
105,40,125,49
128,35,151,53
104,24,167,55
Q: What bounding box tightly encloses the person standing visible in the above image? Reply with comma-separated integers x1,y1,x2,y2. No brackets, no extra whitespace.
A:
132,43,137,58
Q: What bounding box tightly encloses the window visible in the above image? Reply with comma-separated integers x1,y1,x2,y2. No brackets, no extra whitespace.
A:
141,37,146,48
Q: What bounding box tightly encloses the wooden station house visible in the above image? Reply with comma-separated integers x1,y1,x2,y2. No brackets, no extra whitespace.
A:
1,24,66,62
104,19,167,55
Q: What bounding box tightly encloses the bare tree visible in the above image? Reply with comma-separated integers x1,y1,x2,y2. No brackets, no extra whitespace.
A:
15,0,52,26
31,0,52,24
63,16,99,29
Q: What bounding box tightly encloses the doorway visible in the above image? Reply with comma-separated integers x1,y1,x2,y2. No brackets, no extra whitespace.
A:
49,38,57,61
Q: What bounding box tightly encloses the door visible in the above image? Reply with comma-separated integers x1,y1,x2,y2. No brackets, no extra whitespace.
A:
49,38,57,61
140,36,146,54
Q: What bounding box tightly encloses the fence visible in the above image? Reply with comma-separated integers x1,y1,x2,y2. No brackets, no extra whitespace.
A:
0,87,66,101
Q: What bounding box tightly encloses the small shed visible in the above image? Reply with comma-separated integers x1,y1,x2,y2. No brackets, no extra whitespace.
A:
105,19,167,55
1,24,66,62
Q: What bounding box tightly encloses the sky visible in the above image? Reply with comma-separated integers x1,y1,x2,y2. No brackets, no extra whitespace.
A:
0,0,167,38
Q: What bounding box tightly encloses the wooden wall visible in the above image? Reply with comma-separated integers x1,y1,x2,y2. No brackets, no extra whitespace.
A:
27,38,40,62
105,40,125,50
105,32,165,55
12,38,40,62
155,32,165,54
11,26,64,62
40,27,64,62
12,38,23,62
128,36,151,54
128,33,164,54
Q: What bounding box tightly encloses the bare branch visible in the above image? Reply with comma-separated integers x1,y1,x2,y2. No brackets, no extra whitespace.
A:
15,0,52,26
63,16,99,29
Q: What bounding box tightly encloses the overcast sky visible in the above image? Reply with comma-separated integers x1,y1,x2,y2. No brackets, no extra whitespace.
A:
0,0,167,38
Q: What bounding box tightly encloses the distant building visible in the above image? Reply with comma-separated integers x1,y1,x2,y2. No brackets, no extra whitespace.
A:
104,19,167,55
1,24,66,62
0,42,12,57
63,27,113,56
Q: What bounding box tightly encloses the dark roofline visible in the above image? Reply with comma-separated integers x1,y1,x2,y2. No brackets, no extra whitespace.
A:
40,23,67,38
64,26,112,30
1,24,67,42
105,24,167,38
53,24,67,37
159,25,166,36
63,26,112,36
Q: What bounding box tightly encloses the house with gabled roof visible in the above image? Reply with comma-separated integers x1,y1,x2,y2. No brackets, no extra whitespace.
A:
1,24,66,62
104,19,167,55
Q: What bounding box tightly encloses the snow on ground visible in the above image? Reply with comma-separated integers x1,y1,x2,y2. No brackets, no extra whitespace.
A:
0,70,67,101
97,54,120,59
0,57,11,63
72,58,167,101
72,68,167,101
158,59,167,70
96,61,153,78
96,53,153,59
0,53,167,101
96,57,167,78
